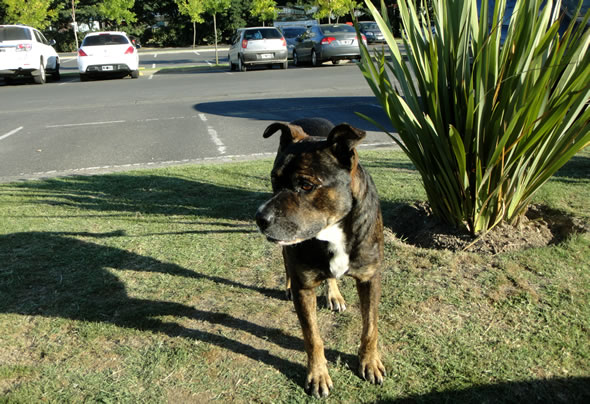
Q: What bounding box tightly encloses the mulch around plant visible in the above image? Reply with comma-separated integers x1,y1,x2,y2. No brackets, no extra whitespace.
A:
388,202,590,254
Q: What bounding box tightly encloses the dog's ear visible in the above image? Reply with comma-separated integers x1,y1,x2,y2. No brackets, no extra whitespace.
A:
263,122,309,151
327,123,366,169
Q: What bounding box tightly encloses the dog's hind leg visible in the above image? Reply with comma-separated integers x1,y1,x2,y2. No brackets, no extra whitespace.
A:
326,278,346,312
283,248,292,300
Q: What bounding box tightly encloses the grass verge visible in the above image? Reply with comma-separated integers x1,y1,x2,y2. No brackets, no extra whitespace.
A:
1,149,588,403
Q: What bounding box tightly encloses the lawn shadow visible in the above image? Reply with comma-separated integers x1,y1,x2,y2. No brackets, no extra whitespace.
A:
0,231,356,388
378,376,590,403
6,172,269,222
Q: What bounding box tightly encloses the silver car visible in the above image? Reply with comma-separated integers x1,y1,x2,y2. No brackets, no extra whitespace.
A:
293,24,367,67
228,27,288,72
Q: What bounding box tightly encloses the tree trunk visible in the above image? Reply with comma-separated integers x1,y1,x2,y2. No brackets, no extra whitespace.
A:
214,14,218,65
192,21,196,49
71,0,79,50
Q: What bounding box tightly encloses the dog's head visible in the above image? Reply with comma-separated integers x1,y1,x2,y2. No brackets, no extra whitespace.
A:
255,120,366,245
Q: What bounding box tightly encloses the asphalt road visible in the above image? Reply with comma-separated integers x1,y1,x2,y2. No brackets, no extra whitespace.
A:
0,49,396,182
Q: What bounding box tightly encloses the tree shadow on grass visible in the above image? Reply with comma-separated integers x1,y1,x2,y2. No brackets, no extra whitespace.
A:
5,172,269,222
0,230,358,388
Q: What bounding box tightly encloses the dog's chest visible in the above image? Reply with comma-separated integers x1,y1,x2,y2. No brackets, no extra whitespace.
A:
316,224,349,279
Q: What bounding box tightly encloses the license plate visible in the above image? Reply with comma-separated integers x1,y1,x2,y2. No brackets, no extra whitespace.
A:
338,40,353,46
102,65,114,71
260,54,273,59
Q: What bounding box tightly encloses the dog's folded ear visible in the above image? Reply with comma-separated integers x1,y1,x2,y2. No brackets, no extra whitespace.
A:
263,122,309,151
327,124,366,169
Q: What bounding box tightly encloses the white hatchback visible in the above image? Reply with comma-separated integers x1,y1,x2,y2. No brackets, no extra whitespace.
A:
0,25,60,84
77,31,140,81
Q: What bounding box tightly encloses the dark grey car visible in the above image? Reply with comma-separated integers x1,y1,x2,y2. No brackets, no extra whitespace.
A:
359,21,385,43
292,24,367,67
281,26,307,59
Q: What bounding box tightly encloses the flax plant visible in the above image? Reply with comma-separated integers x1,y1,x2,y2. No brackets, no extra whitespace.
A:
357,0,590,235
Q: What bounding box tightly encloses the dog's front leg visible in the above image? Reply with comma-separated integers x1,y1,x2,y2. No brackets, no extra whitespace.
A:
356,271,386,384
291,283,333,398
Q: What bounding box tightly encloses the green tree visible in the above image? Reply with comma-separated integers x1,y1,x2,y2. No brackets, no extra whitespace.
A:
250,0,277,26
175,0,205,48
1,0,60,29
204,0,231,64
99,0,136,27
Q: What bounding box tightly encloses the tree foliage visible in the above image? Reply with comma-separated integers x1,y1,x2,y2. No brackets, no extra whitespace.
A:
99,0,136,26
250,0,277,25
1,0,60,29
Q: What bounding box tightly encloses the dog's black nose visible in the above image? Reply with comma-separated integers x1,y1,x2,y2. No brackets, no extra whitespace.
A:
255,209,274,232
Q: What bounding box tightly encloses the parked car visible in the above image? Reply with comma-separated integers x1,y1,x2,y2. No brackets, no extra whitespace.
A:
280,26,307,59
292,24,367,67
77,31,140,81
228,27,288,72
0,24,60,84
358,21,386,43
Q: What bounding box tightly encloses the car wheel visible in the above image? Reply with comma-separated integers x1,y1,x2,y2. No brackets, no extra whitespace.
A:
79,74,88,82
131,70,140,78
281,61,288,69
293,50,299,66
311,49,319,67
238,57,247,72
33,60,46,84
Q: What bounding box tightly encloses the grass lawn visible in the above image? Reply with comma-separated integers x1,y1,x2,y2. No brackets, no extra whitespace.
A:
1,149,589,403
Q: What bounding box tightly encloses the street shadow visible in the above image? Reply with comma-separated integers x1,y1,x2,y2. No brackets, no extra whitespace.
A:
0,230,355,386
552,154,590,181
6,172,269,222
193,96,394,133
377,376,590,403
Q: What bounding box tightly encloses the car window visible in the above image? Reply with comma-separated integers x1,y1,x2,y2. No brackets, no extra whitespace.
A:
282,27,306,39
82,34,130,46
320,25,356,34
33,30,49,45
363,23,379,30
244,28,282,40
0,26,32,41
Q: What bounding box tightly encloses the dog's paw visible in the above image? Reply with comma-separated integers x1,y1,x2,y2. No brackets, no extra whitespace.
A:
326,279,346,312
327,293,346,312
359,352,386,385
305,365,333,398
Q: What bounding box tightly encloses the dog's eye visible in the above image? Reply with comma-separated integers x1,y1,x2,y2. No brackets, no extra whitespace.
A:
299,180,316,192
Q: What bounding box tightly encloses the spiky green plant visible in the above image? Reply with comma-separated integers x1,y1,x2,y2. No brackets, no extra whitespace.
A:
357,0,590,235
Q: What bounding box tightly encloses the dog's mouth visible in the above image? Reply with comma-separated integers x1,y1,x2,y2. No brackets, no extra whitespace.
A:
266,236,305,246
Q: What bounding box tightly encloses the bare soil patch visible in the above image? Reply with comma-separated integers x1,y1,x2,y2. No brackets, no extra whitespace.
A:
389,202,590,254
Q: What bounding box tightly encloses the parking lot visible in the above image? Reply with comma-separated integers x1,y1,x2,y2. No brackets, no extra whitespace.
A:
0,47,395,183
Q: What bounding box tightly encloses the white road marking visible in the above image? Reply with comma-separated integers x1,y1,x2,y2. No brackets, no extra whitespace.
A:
153,53,158,58
198,113,226,155
152,63,156,68
194,51,200,56
46,120,126,128
0,126,23,141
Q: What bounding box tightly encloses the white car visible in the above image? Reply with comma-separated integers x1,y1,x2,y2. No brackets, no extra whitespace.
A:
228,27,288,72
0,24,60,84
77,31,140,81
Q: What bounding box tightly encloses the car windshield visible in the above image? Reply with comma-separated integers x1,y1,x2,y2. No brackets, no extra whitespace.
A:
82,34,129,46
244,28,282,40
362,23,379,30
0,26,31,41
320,24,356,34
282,27,306,39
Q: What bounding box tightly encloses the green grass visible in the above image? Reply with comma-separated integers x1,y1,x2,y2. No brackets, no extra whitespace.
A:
1,149,589,403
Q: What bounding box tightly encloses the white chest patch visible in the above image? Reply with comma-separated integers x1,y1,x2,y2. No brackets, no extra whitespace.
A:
316,224,349,279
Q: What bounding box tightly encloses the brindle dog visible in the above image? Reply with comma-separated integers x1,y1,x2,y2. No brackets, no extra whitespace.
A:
256,118,385,397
